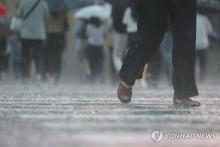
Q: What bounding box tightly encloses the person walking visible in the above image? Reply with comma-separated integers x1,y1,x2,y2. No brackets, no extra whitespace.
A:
0,2,5,16
73,19,90,82
117,0,200,107
46,11,68,84
0,2,9,80
195,13,213,82
16,0,49,82
85,17,106,82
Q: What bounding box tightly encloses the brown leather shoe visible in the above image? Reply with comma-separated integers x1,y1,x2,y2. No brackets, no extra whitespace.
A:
117,81,132,103
173,97,201,107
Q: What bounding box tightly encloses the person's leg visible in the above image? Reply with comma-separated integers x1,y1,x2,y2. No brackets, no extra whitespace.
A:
96,46,104,81
198,49,208,81
118,0,168,103
86,45,96,81
33,40,46,80
159,31,173,82
44,35,51,78
109,46,118,84
170,0,199,99
47,34,64,82
0,38,8,75
21,39,32,79
54,34,65,82
119,0,168,86
90,46,101,81
112,31,128,72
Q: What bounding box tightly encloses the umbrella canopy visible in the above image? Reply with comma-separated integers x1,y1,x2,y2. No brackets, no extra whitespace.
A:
45,0,70,12
70,0,94,10
74,5,111,20
0,3,6,16
197,0,220,14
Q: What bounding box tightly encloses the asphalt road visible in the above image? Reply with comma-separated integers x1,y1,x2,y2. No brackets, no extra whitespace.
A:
0,81,220,147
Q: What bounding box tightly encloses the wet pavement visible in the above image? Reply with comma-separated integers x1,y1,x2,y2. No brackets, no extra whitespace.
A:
0,81,220,147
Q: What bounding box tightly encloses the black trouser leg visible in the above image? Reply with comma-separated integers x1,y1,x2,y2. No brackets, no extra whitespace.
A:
21,39,46,79
33,41,45,78
170,0,198,99
21,39,32,79
47,34,65,81
119,0,168,85
87,45,104,81
93,47,103,80
119,0,198,99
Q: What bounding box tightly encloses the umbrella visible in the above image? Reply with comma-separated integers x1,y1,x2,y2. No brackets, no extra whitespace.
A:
197,0,220,14
74,5,111,20
45,0,70,12
69,0,94,10
0,3,6,16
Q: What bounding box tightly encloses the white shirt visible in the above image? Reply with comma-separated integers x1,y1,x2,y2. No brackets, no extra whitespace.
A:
123,7,137,33
86,24,105,46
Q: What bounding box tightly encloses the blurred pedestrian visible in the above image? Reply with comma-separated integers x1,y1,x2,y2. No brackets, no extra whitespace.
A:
86,17,106,82
97,0,119,84
8,34,23,79
46,11,68,84
0,2,6,16
111,0,128,72
73,19,90,82
0,2,9,80
195,13,213,82
117,0,200,107
16,0,49,82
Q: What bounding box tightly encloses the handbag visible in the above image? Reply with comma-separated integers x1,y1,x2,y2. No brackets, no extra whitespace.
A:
10,0,41,32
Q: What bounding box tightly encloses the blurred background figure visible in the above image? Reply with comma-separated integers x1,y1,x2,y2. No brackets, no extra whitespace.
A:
85,17,106,82
74,2,112,83
159,31,173,85
147,31,173,88
195,13,213,82
0,0,219,86
16,0,49,83
8,34,23,80
45,11,68,84
0,2,5,16
111,0,128,73
97,0,118,85
0,2,9,81
73,19,90,82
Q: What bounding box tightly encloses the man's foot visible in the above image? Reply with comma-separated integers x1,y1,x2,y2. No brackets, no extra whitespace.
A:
173,97,201,107
117,81,132,103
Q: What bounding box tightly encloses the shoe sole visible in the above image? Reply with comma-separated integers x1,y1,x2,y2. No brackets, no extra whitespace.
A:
173,102,201,108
